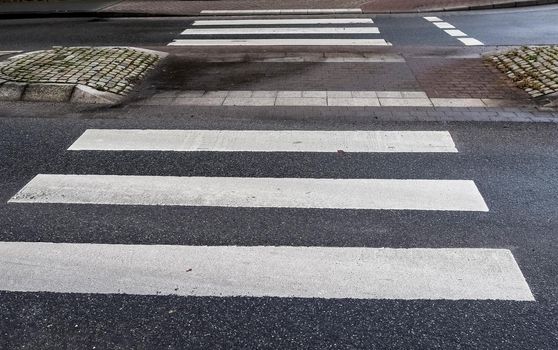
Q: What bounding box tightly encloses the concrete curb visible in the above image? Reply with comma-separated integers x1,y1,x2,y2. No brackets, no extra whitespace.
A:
0,0,557,18
0,47,168,105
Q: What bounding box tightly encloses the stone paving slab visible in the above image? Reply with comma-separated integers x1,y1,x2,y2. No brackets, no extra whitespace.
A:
136,90,523,108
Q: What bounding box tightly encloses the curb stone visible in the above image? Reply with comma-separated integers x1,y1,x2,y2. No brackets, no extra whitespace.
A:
23,83,75,102
0,82,26,101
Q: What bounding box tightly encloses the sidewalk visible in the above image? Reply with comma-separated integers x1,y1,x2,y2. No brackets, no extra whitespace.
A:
101,0,558,16
1,0,556,17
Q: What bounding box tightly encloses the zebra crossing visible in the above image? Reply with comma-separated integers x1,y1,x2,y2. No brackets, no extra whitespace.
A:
168,17,391,46
3,129,534,301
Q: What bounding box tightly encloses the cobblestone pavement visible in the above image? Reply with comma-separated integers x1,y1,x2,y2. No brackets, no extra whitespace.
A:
487,46,558,98
0,47,160,96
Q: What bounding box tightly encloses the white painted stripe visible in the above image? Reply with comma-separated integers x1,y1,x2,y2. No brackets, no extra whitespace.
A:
192,18,374,26
434,22,455,29
458,37,484,46
0,243,533,300
169,39,391,46
181,27,380,35
200,9,362,15
10,175,489,211
423,16,443,22
445,29,467,37
68,130,458,153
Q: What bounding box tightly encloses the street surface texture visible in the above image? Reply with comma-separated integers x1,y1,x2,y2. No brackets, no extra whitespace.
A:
0,111,557,348
0,5,558,50
1,4,558,350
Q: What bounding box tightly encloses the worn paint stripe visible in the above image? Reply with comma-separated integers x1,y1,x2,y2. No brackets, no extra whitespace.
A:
458,37,484,46
68,130,458,153
192,18,374,26
10,175,489,211
181,27,380,35
169,38,390,46
0,243,533,300
200,9,362,15
434,22,455,29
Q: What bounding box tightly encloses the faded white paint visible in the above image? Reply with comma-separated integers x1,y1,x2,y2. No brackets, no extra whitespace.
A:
192,18,374,26
68,130,458,153
200,9,363,15
181,27,380,35
434,22,455,29
0,243,534,300
169,39,391,46
445,29,467,37
10,175,489,211
458,37,484,46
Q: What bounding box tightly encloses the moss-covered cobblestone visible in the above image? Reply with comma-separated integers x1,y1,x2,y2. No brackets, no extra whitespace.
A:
487,46,558,98
0,47,160,95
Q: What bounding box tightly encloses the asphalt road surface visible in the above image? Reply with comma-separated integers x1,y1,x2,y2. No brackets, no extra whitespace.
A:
0,106,557,348
0,5,558,51
1,4,558,349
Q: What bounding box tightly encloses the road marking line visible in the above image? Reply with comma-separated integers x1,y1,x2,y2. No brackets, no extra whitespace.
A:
68,130,458,153
458,37,484,46
445,29,467,37
169,39,390,46
200,9,363,15
0,243,533,300
433,22,455,29
192,18,374,26
424,18,483,46
10,175,489,211
181,27,380,35
423,16,442,22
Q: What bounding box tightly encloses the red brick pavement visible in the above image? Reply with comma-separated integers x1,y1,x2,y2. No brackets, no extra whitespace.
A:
103,0,554,15
407,57,531,100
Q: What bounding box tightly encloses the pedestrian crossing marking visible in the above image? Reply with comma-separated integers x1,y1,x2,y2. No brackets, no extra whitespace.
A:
191,18,374,26
9,175,489,211
68,130,458,153
0,243,533,301
170,17,390,47
199,9,363,15
181,27,381,35
169,39,391,47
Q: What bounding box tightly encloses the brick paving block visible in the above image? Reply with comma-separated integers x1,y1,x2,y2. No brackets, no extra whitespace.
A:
223,97,276,106
0,81,26,101
431,98,486,107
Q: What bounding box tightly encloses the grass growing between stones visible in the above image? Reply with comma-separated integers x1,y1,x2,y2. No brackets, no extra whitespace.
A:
487,46,558,98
